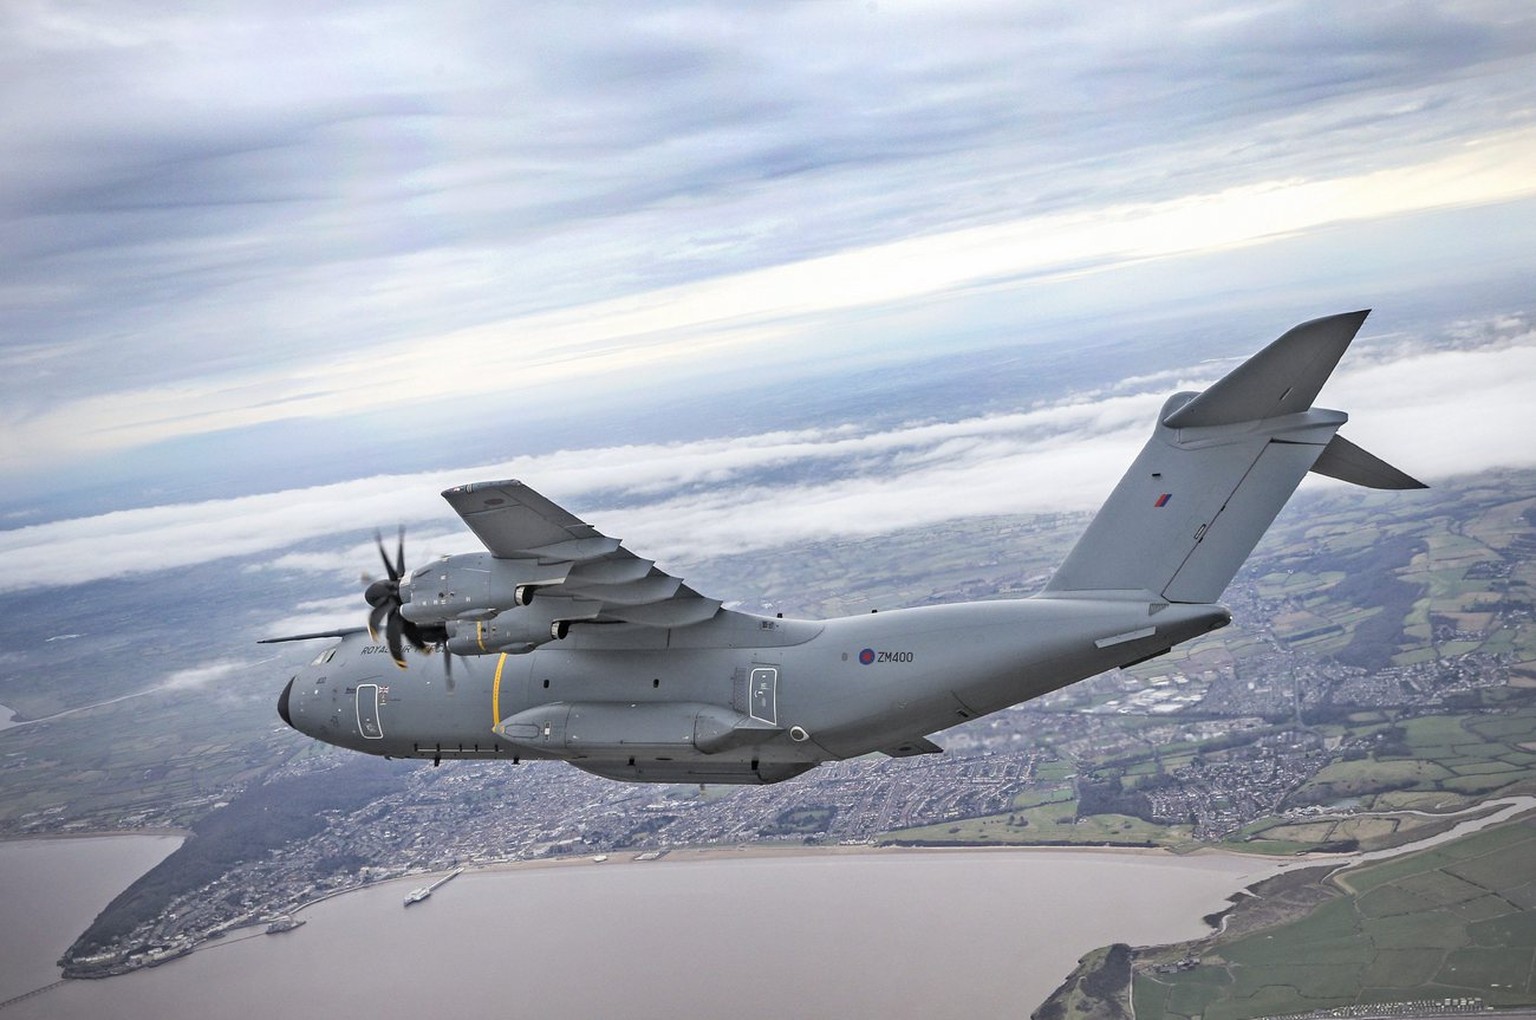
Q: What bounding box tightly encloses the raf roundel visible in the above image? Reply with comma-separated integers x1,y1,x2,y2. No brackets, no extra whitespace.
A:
858,648,876,665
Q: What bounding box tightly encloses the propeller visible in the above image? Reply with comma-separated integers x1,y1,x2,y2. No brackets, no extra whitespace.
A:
364,527,431,669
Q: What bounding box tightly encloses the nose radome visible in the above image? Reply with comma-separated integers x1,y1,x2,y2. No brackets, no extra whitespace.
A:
278,677,295,728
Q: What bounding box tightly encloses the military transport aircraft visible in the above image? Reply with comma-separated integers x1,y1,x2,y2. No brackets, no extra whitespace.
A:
271,310,1424,784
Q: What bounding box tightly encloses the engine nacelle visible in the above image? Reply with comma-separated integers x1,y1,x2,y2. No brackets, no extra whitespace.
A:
442,597,598,655
443,619,544,655
400,553,570,626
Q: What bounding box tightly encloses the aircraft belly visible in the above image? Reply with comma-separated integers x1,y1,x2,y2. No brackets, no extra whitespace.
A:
573,759,816,785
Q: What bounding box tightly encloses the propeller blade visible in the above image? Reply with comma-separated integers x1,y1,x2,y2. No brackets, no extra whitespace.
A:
375,530,398,582
367,601,390,641
394,525,406,582
401,617,430,653
385,611,407,668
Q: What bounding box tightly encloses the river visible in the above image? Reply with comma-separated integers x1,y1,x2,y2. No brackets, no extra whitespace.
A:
1,843,1279,1019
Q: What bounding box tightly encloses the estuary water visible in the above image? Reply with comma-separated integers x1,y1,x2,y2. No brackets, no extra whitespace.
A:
3,845,1278,1019
0,834,182,1004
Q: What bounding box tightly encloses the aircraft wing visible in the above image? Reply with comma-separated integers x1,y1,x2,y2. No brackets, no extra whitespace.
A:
441,479,721,627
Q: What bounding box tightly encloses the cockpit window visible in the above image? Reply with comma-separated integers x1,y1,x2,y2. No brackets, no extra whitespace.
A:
311,647,338,666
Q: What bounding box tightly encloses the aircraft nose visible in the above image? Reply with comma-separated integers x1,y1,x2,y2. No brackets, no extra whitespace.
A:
277,677,295,728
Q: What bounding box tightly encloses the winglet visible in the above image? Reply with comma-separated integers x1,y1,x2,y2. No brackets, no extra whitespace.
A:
1163,310,1369,428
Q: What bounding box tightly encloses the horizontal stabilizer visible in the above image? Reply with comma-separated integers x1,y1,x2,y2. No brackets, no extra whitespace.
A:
1163,310,1368,428
1310,434,1427,490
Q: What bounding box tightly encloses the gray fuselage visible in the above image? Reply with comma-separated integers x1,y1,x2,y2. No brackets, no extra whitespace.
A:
280,596,1228,783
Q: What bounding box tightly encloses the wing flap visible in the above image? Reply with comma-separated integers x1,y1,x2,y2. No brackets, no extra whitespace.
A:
601,592,723,627
562,570,682,606
441,479,720,633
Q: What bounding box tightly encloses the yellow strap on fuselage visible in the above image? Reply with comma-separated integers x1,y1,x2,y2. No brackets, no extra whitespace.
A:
491,652,508,726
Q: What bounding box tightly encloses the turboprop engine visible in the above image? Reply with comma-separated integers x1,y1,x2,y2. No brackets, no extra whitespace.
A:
442,602,598,655
398,552,570,627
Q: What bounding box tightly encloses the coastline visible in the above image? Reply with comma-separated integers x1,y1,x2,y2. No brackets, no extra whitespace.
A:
338,837,1272,897
10,800,1531,1019
0,833,185,1005
74,838,1280,979
1033,796,1536,1019
45,833,1250,982
33,795,1536,988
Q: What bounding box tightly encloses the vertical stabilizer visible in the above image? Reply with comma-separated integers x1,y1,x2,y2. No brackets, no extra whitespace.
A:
1041,310,1421,604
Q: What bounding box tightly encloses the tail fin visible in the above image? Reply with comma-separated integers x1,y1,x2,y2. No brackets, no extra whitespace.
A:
1042,310,1425,604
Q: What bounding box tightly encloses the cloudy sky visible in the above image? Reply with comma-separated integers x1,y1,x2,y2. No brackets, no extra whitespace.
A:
3,0,1535,607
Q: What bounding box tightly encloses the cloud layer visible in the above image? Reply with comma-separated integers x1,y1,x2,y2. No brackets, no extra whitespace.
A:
3,318,1531,595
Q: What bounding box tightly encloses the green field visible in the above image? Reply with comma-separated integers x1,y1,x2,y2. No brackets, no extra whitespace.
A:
887,701,1536,856
1287,707,1536,812
1135,816,1536,1019
887,781,1197,848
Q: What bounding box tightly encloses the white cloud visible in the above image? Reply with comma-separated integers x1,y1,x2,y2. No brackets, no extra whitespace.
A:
4,328,1532,594
258,596,375,639
162,661,247,690
1323,336,1536,479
